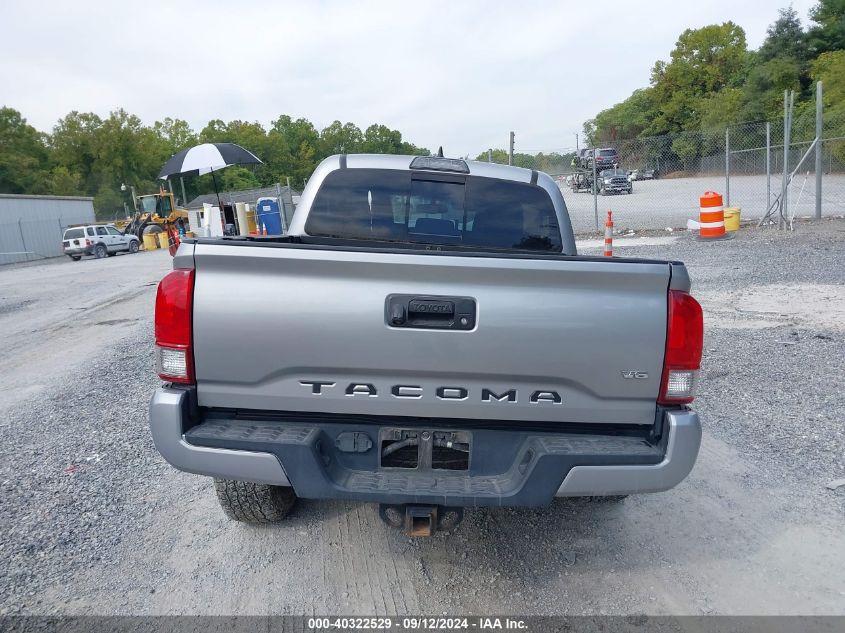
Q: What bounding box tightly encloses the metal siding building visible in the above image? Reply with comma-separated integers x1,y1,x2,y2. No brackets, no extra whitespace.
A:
0,194,96,265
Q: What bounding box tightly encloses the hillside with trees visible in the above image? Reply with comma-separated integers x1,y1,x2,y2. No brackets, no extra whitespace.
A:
0,108,428,217
584,0,845,154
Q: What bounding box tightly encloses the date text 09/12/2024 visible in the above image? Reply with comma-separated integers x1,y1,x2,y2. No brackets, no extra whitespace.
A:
307,617,529,630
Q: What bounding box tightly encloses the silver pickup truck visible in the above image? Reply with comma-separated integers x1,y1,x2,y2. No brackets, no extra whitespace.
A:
149,154,703,536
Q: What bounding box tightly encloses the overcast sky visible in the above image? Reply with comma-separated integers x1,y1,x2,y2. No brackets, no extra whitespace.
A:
1,0,817,156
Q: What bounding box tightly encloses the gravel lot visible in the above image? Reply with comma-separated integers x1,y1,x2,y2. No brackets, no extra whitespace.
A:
1,224,844,616
561,174,845,233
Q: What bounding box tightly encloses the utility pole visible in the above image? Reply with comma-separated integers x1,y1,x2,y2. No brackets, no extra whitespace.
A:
766,122,771,215
488,149,492,163
575,133,579,153
592,149,598,231
781,90,793,229
815,81,823,220
508,131,514,166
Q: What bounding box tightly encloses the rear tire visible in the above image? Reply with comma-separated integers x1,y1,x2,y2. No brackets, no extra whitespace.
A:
213,479,296,523
94,244,107,259
68,255,81,261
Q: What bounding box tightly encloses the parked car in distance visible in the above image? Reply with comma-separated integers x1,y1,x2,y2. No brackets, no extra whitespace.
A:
62,224,141,260
599,168,633,195
627,168,658,182
587,148,620,171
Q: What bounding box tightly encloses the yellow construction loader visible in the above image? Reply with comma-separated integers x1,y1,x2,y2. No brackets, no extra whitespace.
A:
118,188,189,239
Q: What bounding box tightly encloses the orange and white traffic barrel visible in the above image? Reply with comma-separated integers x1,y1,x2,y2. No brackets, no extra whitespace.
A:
604,210,613,257
697,191,732,240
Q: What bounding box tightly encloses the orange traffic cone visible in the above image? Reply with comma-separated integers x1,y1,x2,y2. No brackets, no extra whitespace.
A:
696,192,733,240
604,211,613,257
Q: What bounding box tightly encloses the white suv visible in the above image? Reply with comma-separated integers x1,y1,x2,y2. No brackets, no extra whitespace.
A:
62,224,141,261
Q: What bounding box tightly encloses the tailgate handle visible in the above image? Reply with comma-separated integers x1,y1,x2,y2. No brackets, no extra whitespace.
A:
386,295,476,330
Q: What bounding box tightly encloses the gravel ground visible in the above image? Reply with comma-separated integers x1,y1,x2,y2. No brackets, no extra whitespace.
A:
0,224,844,616
580,218,845,500
561,173,845,233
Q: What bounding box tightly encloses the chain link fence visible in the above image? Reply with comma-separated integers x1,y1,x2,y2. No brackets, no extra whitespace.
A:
486,108,845,235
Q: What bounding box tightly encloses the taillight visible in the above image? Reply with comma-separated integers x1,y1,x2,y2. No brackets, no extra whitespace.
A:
154,269,195,384
658,290,703,405
85,239,92,246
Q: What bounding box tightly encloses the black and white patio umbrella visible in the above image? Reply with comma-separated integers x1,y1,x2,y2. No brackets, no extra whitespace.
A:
158,142,263,209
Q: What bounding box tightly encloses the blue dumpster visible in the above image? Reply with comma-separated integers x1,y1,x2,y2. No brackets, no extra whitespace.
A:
256,197,283,235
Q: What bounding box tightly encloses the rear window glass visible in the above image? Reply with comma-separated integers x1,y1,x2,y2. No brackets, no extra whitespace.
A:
64,228,84,239
598,149,617,157
305,169,561,251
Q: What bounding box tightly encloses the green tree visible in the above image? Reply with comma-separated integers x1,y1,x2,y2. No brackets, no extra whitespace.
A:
153,117,197,157
807,0,845,54
698,88,745,130
759,6,809,64
0,107,49,194
648,22,749,133
44,166,82,196
50,111,103,194
812,50,845,162
1,106,430,202
92,183,125,220
219,166,261,191
320,121,363,154
268,115,320,187
741,57,803,120
587,88,658,144
362,124,402,153
812,49,845,105
671,135,702,170
91,109,163,209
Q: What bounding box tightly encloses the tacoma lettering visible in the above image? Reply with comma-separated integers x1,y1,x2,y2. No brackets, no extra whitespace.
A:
392,385,423,398
299,382,560,404
345,383,377,397
481,388,517,403
530,390,562,404
299,380,336,394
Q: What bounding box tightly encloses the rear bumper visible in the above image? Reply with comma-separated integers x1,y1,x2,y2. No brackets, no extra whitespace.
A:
149,387,291,486
149,387,701,506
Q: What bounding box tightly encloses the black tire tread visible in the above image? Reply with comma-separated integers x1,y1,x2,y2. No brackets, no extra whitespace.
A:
213,479,296,523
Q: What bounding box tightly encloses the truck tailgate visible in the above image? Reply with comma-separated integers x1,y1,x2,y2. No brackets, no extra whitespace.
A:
191,243,671,426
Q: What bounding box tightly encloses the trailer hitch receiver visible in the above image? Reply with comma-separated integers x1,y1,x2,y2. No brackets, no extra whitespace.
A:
378,504,463,537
